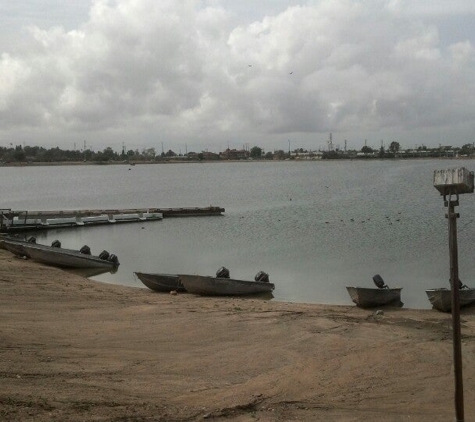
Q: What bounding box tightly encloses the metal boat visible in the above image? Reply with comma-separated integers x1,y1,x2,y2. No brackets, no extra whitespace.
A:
134,272,186,292
425,287,475,312
346,274,403,308
179,274,274,296
20,242,119,269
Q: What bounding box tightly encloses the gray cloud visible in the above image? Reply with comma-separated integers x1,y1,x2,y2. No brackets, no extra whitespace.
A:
1,0,475,152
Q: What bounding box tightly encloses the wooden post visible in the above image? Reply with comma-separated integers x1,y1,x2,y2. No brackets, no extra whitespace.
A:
447,197,464,422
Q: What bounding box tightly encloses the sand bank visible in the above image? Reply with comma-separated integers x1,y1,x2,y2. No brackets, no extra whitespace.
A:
0,249,474,421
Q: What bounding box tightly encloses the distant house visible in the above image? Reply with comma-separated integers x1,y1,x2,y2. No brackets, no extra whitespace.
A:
219,148,250,160
184,151,220,160
202,151,220,160
186,152,198,159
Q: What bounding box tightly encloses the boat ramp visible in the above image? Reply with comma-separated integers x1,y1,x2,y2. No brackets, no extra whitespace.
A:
0,206,225,233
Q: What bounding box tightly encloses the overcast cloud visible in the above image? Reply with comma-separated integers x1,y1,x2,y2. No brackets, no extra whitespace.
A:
1,0,475,153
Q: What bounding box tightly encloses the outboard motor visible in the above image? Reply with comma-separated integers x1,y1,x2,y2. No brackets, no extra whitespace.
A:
51,240,61,248
108,254,119,265
255,271,270,283
216,267,230,278
27,236,37,244
373,274,388,289
99,250,110,260
79,245,91,255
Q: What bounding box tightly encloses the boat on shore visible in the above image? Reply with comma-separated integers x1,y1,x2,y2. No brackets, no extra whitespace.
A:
24,245,119,269
1,236,57,258
2,238,31,257
346,275,403,308
425,286,475,312
179,269,274,296
19,242,119,269
134,272,186,292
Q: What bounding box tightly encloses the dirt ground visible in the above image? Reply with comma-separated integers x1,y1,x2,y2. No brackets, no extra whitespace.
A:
0,248,474,421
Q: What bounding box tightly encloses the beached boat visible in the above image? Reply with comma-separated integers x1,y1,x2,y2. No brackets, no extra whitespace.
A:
346,275,403,308
1,236,42,258
2,239,30,257
425,287,475,312
20,243,119,269
179,273,275,296
2,237,88,257
134,272,186,292
346,287,403,308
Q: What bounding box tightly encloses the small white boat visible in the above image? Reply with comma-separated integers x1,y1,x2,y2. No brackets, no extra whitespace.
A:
45,217,78,226
81,215,110,224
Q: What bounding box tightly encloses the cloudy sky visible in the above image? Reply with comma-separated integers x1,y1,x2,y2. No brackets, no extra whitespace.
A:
1,0,475,153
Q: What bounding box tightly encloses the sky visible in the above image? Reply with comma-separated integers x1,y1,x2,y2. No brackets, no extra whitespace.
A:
1,0,475,153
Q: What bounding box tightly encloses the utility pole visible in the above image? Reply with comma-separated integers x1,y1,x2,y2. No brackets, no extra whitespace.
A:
434,167,475,422
327,133,333,151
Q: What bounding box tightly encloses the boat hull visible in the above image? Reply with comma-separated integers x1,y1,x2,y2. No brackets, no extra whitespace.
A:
425,288,475,312
346,287,403,308
22,244,118,269
179,274,275,296
2,239,30,258
134,272,186,292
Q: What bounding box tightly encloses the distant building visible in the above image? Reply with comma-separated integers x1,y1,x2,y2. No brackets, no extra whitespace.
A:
219,148,250,160
202,151,220,160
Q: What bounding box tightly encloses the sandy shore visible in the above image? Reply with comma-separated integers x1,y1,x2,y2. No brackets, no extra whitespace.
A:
1,248,474,421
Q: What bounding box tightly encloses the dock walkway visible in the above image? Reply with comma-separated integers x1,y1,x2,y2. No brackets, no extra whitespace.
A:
0,206,225,233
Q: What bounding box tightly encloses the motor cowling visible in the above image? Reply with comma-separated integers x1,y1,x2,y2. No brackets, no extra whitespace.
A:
79,245,91,255
27,236,37,243
108,254,119,265
255,271,270,283
216,267,230,278
373,274,387,289
51,240,61,248
99,250,110,260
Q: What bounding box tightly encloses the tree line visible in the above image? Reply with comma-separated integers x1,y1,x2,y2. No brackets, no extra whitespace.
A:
0,145,162,163
1,142,473,163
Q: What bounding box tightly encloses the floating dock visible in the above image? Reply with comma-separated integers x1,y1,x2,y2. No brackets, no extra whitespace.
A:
0,206,225,233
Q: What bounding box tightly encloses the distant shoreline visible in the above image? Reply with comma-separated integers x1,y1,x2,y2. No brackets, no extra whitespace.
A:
0,156,470,167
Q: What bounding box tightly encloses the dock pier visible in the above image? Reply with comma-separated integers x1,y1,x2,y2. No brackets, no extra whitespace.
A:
0,206,225,233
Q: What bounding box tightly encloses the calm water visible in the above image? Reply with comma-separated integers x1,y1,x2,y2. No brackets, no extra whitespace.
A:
2,159,475,309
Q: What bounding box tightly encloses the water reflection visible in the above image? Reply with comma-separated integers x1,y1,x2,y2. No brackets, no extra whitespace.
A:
66,266,118,278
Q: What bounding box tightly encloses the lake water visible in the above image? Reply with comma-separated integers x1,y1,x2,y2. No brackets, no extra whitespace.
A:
2,159,475,309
